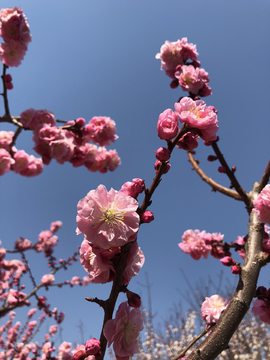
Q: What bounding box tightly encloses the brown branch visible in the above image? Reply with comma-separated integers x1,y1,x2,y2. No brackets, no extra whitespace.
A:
1,64,10,116
183,182,265,360
258,159,270,192
211,141,251,212
188,152,242,201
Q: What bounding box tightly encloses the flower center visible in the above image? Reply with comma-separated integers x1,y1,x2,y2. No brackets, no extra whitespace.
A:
190,107,203,118
100,207,125,228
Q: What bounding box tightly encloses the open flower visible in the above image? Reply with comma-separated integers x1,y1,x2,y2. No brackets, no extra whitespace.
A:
103,302,144,360
201,294,229,325
76,185,140,250
253,185,270,225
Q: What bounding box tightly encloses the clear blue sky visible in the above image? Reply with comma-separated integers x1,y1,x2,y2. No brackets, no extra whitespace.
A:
1,0,269,356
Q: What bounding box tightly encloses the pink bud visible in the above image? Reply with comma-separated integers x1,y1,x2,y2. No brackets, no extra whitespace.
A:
220,256,235,267
126,290,141,308
85,338,101,355
76,118,85,127
231,265,240,274
218,166,226,173
155,147,171,162
141,211,154,223
154,160,170,174
232,166,236,173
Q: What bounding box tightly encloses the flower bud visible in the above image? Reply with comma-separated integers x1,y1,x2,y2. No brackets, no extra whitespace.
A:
141,211,154,223
85,338,101,355
231,265,240,274
155,147,171,162
73,350,87,360
170,79,179,89
126,290,141,308
207,155,217,162
220,256,235,267
218,166,226,173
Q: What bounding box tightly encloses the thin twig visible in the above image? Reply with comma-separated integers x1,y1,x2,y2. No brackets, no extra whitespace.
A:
258,159,270,192
187,152,242,201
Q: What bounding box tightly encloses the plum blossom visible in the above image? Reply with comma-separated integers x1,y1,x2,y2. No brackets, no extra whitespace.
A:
0,148,15,175
253,185,270,224
175,65,211,96
0,39,26,67
122,242,145,285
119,178,145,199
179,229,211,260
84,116,118,146
252,298,270,324
79,239,118,284
174,97,218,141
76,185,140,250
0,131,14,151
103,301,144,360
41,274,55,286
201,295,229,325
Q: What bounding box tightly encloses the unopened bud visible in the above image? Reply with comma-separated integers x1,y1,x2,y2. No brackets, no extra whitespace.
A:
127,290,141,308
170,79,179,89
218,166,226,173
155,147,171,162
207,155,218,162
73,350,87,360
141,211,154,223
220,256,235,267
231,265,240,275
85,338,101,356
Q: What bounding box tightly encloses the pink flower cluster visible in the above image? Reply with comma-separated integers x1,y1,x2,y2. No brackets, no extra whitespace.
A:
20,109,121,174
77,184,144,284
253,185,270,225
156,38,211,96
0,7,31,67
201,294,229,325
103,301,144,360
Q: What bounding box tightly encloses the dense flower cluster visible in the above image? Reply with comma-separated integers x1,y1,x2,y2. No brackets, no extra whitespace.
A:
155,38,211,96
0,7,31,67
0,113,120,177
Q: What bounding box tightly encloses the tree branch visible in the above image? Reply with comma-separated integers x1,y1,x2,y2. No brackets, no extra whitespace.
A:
187,152,242,201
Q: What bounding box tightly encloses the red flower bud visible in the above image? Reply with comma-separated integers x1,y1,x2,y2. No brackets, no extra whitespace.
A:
127,290,141,308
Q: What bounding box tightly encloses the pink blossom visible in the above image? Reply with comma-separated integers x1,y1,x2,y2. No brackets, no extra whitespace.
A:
0,39,26,67
119,178,145,199
18,155,43,177
175,65,210,95
0,148,15,175
107,149,121,171
220,256,235,267
41,274,55,286
85,116,118,146
0,131,14,151
155,40,184,76
122,242,145,285
179,37,199,62
179,230,211,260
251,299,270,324
157,109,178,140
175,97,218,141
79,239,118,284
201,295,229,324
76,185,140,250
236,235,246,259
103,302,144,360
27,308,37,317
70,276,81,285
11,150,31,173
253,185,270,224
14,237,32,251
58,341,72,360
231,265,240,274
49,325,58,337
50,221,62,233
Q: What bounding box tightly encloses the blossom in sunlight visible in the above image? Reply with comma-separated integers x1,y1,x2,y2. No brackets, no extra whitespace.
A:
103,301,144,360
41,274,55,286
157,109,179,140
76,185,140,250
201,295,229,325
179,229,211,260
253,185,270,225
174,97,218,141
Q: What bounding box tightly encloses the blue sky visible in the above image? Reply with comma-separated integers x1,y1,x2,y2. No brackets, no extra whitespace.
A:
1,0,270,356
